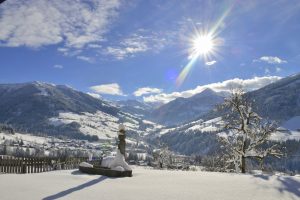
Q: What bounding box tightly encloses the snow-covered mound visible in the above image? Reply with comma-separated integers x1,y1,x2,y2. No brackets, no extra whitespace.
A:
0,167,299,200
79,162,93,168
108,150,132,171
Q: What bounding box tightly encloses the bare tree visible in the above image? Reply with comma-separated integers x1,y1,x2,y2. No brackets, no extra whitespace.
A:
219,89,282,173
153,146,173,169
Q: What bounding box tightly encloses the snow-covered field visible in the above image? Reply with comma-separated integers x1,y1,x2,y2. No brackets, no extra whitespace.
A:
48,111,162,140
0,167,299,200
157,116,300,142
49,111,121,139
0,132,53,144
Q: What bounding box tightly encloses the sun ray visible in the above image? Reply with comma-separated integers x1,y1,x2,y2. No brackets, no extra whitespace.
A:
175,2,235,87
176,56,198,87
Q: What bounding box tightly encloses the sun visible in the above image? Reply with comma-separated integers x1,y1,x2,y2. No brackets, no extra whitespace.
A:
191,34,214,57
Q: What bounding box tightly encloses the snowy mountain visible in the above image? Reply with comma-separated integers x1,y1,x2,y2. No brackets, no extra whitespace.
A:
0,82,160,141
146,117,223,155
150,88,225,126
149,73,300,155
247,73,300,125
115,99,153,118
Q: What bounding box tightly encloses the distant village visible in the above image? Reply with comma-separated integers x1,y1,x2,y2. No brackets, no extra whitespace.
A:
0,129,196,170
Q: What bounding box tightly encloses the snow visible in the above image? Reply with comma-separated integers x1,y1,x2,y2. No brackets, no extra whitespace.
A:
48,111,120,139
101,156,114,168
157,117,223,135
0,167,299,200
48,111,160,139
268,117,300,141
0,132,52,144
142,120,163,130
37,87,49,96
79,162,93,168
108,150,132,171
271,130,300,141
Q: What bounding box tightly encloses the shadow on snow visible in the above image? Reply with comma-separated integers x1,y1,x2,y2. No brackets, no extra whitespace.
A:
42,175,108,200
252,174,300,197
277,176,300,197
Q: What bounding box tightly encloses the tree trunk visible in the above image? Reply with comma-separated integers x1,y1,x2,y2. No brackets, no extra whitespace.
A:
241,141,247,173
259,158,264,171
159,161,163,168
241,156,246,173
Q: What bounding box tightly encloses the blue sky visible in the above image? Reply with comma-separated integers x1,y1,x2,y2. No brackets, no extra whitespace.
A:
0,0,299,104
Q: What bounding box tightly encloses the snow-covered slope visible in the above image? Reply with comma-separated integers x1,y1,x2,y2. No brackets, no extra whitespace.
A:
269,116,300,141
247,73,300,123
151,88,225,126
0,167,299,200
0,82,162,141
116,99,153,118
0,132,52,145
48,111,162,140
156,117,223,136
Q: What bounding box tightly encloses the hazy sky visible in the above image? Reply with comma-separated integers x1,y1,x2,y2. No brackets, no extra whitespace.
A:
0,0,299,103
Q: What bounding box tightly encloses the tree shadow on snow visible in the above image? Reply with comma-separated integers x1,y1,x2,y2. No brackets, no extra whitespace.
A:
252,174,271,181
42,176,108,200
71,170,85,175
252,174,300,198
277,176,300,197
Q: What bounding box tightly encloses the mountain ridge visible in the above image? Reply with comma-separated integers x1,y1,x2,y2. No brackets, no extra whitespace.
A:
0,82,160,141
150,88,225,126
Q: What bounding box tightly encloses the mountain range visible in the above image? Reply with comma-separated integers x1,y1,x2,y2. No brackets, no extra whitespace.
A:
150,88,225,126
0,73,299,150
149,73,300,156
247,73,300,122
0,82,160,141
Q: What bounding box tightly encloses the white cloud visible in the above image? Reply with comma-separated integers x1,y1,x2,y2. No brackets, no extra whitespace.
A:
143,76,282,104
276,67,282,72
87,92,102,99
133,87,163,97
58,48,82,57
254,56,287,64
103,31,169,60
0,0,120,49
88,44,102,49
53,64,63,69
90,83,124,96
205,60,217,66
265,68,270,74
77,56,95,63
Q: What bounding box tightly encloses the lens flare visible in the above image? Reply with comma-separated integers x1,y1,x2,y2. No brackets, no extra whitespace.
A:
176,33,218,87
175,2,235,87
176,56,198,87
